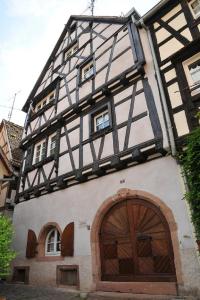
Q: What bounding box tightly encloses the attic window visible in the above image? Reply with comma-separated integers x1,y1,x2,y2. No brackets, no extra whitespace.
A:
80,59,95,83
35,90,55,112
64,42,78,60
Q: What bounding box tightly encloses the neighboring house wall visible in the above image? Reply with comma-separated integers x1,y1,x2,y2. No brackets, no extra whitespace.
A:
0,122,12,161
145,0,200,148
0,120,23,214
12,8,200,295
0,159,9,209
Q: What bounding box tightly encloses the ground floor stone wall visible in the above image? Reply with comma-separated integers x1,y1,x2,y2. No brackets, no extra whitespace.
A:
12,156,200,294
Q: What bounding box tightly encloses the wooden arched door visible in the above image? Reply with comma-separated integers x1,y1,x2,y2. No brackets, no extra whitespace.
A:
99,199,176,282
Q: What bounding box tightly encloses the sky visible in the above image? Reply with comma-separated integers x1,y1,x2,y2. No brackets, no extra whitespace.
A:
0,0,159,126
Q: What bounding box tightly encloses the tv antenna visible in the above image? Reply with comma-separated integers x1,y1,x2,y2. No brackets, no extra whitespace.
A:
8,90,21,122
89,0,95,16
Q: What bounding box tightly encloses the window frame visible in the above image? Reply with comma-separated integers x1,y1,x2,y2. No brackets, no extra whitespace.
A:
188,0,200,19
45,228,61,256
79,56,96,85
89,102,112,137
35,90,55,112
183,53,200,96
94,110,110,132
48,133,57,157
63,42,78,61
33,140,47,164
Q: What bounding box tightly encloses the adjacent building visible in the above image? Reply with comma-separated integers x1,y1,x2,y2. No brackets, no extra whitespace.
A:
0,120,23,216
143,0,200,148
12,0,200,296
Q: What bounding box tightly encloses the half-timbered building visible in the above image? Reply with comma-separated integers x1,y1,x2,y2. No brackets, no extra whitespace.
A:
12,6,200,296
143,0,200,148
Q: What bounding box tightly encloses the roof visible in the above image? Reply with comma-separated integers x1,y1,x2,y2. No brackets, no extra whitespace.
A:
3,120,23,167
22,14,131,113
142,0,171,22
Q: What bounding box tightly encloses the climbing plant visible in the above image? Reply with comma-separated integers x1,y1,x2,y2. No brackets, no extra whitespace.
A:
180,123,200,240
0,215,16,278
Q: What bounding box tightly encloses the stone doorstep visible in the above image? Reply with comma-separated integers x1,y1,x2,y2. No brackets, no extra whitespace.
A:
88,291,188,300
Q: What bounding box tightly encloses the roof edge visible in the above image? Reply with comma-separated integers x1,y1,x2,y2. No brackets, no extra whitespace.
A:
142,0,170,22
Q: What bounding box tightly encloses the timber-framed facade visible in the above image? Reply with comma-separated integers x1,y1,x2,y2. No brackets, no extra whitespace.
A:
12,3,200,295
18,14,165,201
144,0,200,149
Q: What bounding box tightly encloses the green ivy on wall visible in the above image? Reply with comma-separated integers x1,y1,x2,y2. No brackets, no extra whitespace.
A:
180,126,200,240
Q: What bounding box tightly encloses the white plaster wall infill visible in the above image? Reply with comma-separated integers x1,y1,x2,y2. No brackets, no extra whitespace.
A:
139,28,169,150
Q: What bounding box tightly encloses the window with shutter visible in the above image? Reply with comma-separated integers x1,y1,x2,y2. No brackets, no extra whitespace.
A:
45,228,61,256
26,229,37,258
61,222,74,257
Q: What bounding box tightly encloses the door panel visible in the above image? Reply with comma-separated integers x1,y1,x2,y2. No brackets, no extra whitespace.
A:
100,199,176,282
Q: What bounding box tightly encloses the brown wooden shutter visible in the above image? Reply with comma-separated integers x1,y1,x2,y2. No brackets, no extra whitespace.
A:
26,229,37,258
61,222,74,257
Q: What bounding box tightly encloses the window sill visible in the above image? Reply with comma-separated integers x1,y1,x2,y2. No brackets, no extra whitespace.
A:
24,155,55,173
29,101,55,122
79,74,95,87
90,126,112,139
190,91,200,101
36,256,64,262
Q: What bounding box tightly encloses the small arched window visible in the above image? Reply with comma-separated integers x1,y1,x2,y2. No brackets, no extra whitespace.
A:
45,228,61,256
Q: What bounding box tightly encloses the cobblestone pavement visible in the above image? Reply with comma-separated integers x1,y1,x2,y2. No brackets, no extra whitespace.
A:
0,284,80,300
0,284,198,300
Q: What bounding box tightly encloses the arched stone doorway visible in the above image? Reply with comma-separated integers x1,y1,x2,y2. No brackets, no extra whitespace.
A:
91,189,183,294
100,198,176,282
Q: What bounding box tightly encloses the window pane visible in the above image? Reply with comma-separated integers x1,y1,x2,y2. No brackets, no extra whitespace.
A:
49,93,54,101
57,231,61,242
190,65,200,83
50,136,56,156
47,243,54,252
83,62,94,80
46,229,59,254
96,116,103,125
104,120,110,128
49,230,55,242
56,241,61,252
103,113,109,121
95,110,110,131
